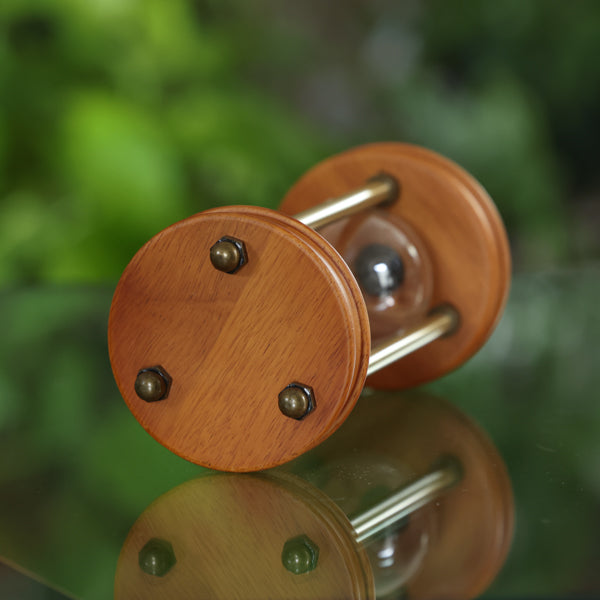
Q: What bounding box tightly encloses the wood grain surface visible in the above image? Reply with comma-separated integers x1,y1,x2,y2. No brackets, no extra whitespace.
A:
108,205,370,472
281,391,514,600
279,143,511,389
115,472,374,599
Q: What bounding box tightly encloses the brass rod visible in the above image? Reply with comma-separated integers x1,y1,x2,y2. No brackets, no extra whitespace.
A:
366,306,459,377
350,457,462,545
294,174,398,230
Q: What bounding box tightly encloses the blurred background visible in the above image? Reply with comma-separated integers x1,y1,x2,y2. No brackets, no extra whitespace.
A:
1,0,599,282
0,1,599,598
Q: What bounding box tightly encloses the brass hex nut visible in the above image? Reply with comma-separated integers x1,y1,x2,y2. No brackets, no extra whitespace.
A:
278,382,315,420
210,236,248,274
134,365,172,403
139,538,176,577
281,534,319,575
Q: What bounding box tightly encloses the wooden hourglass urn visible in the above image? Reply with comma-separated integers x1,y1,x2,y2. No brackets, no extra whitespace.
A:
108,143,510,471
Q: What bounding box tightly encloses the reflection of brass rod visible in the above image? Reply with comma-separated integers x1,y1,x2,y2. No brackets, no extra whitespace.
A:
294,174,398,230
350,457,462,545
367,306,459,377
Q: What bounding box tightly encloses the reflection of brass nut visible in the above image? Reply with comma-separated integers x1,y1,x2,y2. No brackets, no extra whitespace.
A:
210,236,247,274
134,366,172,402
282,534,319,574
278,382,315,420
139,538,176,577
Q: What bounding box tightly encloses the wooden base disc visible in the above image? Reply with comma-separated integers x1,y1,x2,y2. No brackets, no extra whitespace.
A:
108,206,370,472
115,473,374,599
279,143,511,389
283,391,514,600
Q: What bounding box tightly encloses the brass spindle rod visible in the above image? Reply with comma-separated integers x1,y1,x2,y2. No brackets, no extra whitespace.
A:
294,173,398,230
367,307,459,377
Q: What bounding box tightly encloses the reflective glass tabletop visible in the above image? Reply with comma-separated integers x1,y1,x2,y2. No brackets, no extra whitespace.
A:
1,266,598,598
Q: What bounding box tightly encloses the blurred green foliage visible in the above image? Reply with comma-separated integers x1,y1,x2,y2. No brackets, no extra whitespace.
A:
0,0,599,284
0,0,330,282
1,2,599,598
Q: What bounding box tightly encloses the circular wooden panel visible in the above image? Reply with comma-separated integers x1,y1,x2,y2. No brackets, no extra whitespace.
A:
108,205,370,471
279,143,511,389
283,391,514,600
114,473,374,599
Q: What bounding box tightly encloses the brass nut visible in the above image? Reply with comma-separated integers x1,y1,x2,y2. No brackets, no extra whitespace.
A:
134,366,172,402
278,382,315,420
210,236,247,274
282,534,319,575
139,538,176,577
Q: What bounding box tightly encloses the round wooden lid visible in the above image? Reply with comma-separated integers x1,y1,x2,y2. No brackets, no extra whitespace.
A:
114,473,374,599
108,205,370,471
284,391,514,600
279,143,511,389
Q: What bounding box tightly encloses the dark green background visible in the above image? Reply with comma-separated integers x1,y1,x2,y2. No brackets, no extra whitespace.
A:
1,1,599,598
1,0,599,283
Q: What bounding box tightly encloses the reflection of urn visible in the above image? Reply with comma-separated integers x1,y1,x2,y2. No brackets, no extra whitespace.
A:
115,393,513,599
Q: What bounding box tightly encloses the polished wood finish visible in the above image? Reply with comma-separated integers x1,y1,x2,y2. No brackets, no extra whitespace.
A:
108,206,370,472
281,391,514,600
279,143,511,389
115,473,374,599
